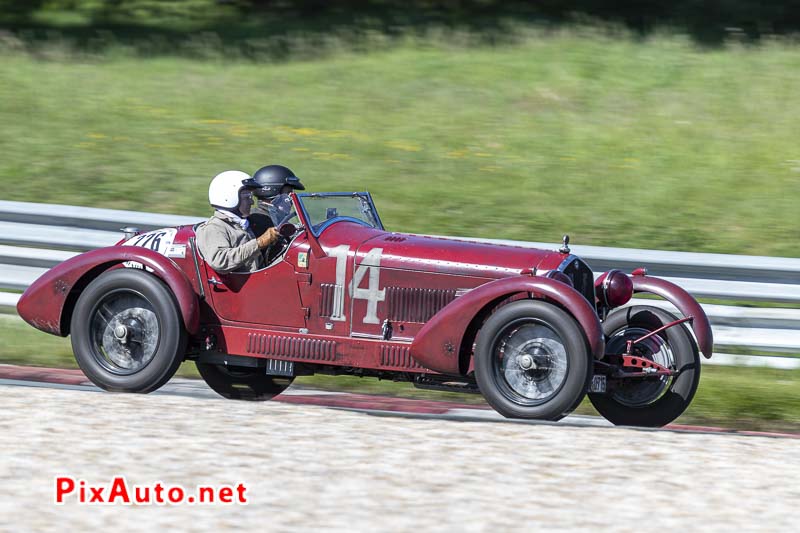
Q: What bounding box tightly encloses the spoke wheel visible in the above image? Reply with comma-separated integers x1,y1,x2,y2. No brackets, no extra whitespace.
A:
197,362,294,401
475,300,592,420
71,269,186,393
606,327,674,407
589,305,700,427
89,291,160,375
493,321,570,406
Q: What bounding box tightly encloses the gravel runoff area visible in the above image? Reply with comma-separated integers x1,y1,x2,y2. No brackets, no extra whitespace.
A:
0,386,797,532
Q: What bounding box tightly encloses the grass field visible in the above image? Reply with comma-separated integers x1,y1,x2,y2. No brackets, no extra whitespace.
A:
1,28,799,257
2,316,798,433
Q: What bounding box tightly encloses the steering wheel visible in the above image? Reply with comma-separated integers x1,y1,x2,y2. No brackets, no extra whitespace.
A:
278,222,299,240
263,222,298,264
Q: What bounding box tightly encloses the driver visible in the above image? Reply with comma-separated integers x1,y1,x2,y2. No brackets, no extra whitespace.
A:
196,170,280,273
249,164,306,236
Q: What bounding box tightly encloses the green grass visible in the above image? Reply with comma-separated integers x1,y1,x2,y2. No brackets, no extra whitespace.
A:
2,316,798,433
0,316,76,367
1,29,800,257
675,365,800,432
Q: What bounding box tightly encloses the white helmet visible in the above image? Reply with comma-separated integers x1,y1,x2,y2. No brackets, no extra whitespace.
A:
208,170,257,209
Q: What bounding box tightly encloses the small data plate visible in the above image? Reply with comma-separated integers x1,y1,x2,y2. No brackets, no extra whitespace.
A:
590,375,607,393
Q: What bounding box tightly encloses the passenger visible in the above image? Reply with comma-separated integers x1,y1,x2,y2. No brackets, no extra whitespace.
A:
248,164,306,236
196,170,280,273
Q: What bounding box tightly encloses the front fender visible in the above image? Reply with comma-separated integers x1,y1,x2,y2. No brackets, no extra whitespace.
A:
631,275,713,359
17,246,199,336
410,275,604,375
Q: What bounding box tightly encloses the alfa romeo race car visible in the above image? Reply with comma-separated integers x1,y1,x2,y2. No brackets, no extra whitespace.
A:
17,192,713,426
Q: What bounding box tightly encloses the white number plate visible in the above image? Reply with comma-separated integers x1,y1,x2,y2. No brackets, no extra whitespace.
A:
590,375,607,393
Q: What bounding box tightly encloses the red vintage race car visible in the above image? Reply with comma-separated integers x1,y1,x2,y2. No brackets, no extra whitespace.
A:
17,192,713,426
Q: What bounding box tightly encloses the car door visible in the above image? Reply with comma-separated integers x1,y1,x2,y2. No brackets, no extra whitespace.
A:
201,257,307,328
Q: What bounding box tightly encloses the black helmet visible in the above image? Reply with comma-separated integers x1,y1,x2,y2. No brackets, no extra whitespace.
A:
251,165,305,199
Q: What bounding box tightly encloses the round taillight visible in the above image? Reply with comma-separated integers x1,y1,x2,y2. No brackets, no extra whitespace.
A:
546,271,574,287
595,269,633,308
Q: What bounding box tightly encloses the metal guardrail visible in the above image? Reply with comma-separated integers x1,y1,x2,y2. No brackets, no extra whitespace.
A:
0,200,202,233
1,200,798,368
452,237,800,302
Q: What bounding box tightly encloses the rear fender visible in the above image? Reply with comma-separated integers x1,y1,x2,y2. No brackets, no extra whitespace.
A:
631,275,713,359
409,275,604,375
17,246,199,336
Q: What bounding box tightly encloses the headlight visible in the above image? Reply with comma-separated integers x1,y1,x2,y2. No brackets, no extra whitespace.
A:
595,269,633,308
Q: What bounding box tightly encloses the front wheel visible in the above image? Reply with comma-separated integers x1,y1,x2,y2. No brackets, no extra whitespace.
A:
70,268,186,393
589,305,701,427
474,300,593,421
196,362,294,401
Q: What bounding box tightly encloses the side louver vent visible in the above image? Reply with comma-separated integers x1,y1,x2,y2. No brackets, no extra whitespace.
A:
247,334,337,362
380,345,423,369
386,287,457,323
319,283,344,318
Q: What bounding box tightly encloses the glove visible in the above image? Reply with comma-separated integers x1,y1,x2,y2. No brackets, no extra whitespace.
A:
256,227,280,249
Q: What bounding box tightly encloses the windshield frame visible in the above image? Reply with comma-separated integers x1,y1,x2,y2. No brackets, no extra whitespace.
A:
294,192,384,237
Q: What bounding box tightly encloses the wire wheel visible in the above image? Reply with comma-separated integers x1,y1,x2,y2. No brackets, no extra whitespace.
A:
589,305,701,427
89,290,160,375
475,300,592,420
492,321,569,406
196,362,294,401
606,326,675,407
71,268,186,393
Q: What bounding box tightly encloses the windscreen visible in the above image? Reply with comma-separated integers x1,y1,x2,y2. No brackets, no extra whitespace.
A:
298,193,382,234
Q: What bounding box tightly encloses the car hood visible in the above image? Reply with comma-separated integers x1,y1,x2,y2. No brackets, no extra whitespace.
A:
358,232,559,279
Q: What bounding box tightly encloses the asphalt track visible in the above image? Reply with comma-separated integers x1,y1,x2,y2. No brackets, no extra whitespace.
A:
0,364,797,531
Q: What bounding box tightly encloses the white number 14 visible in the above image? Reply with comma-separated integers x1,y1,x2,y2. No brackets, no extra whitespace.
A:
328,245,385,324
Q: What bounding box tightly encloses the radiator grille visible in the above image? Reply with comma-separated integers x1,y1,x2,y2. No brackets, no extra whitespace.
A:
247,334,337,362
386,286,457,323
562,258,595,304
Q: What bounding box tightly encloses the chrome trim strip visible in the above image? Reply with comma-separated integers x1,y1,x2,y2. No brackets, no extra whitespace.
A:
349,332,413,343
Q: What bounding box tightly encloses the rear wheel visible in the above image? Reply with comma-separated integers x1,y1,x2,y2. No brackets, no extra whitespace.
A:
196,362,294,401
474,300,593,420
589,305,700,427
70,268,186,393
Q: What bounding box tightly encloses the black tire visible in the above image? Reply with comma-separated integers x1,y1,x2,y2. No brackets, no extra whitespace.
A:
70,268,187,393
196,362,294,401
474,300,593,420
589,305,700,427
